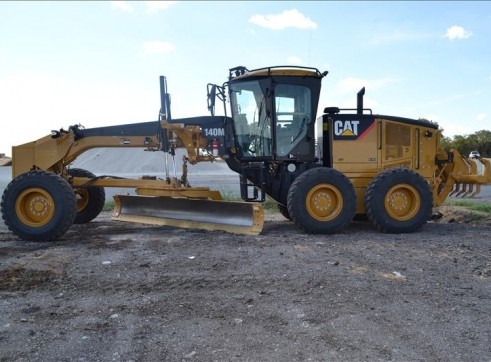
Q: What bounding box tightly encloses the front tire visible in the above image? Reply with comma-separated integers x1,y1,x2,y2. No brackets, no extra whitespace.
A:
364,168,433,233
287,168,356,234
1,170,77,241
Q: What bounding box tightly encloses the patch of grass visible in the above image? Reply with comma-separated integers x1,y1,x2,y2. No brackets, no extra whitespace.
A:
468,214,488,222
264,197,279,212
444,199,491,214
103,201,115,211
220,192,279,212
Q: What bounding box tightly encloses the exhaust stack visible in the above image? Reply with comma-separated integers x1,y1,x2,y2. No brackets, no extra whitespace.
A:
357,87,365,115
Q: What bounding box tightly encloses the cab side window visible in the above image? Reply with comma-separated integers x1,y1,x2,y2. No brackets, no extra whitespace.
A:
275,84,311,156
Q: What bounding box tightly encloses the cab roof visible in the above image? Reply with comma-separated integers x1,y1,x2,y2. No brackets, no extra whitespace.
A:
229,65,327,81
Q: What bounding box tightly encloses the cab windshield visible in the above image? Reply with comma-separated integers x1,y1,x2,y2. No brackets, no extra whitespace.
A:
229,79,312,158
229,80,272,158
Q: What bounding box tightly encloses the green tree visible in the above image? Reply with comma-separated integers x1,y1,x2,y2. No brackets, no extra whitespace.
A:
418,118,489,157
440,130,490,157
474,130,491,156
440,135,453,152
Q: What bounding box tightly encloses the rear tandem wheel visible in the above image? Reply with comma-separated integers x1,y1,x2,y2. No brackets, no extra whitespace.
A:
287,168,357,234
0,170,77,241
364,168,433,233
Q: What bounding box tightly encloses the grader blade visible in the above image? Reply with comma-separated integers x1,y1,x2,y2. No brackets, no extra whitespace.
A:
112,194,264,235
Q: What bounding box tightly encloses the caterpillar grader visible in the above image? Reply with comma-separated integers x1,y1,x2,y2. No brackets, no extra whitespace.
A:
2,65,490,241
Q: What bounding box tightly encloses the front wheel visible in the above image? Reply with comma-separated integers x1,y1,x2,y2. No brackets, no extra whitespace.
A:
364,168,433,233
287,168,356,234
1,170,77,241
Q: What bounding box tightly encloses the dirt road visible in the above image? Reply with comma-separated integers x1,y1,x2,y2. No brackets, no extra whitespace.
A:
1,210,490,362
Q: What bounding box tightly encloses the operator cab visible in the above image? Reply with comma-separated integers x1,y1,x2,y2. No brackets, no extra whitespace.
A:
225,66,327,162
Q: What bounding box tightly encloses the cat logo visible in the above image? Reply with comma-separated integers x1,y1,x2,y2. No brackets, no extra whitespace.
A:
332,118,375,141
334,120,360,137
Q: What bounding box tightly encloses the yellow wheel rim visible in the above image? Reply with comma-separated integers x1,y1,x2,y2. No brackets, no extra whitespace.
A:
15,188,55,227
306,184,343,222
74,189,89,213
384,183,420,221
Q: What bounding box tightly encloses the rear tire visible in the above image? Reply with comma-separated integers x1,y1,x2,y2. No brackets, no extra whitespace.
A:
1,170,77,241
364,168,432,233
287,168,356,234
68,168,105,224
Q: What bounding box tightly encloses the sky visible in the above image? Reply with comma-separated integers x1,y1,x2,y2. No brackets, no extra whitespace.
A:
1,1,490,156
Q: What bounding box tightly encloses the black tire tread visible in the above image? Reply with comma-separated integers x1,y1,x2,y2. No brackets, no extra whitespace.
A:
287,167,356,234
68,168,105,224
364,168,433,233
1,170,77,241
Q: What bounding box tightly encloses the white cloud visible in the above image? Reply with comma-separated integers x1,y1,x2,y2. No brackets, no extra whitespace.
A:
287,56,302,65
336,77,398,94
146,1,176,13
249,9,317,30
140,41,175,56
476,113,487,121
440,123,471,138
110,1,134,12
445,25,472,40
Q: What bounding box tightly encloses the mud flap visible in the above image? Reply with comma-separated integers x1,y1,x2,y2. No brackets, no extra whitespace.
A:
112,194,264,235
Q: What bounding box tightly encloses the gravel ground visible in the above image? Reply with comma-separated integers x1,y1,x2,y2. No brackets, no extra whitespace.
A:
1,208,490,362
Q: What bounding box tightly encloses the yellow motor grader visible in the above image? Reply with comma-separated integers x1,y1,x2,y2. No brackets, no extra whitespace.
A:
1,66,490,241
